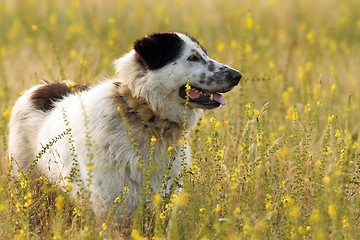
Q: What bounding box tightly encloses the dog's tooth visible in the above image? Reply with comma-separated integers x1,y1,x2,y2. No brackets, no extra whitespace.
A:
210,94,213,100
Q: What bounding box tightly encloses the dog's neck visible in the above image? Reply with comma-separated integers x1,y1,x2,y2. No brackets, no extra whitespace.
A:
113,82,184,142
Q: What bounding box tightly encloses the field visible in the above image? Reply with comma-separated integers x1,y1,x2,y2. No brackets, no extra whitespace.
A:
1,0,360,239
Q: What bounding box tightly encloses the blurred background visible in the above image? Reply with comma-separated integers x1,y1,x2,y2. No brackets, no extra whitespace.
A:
0,0,360,239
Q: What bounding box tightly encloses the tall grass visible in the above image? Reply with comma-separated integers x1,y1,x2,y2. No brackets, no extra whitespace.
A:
1,0,359,239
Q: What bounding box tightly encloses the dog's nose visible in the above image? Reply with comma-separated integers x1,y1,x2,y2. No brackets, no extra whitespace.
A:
228,69,242,85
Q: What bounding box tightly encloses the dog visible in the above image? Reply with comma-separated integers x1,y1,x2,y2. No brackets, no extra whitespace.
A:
8,32,241,221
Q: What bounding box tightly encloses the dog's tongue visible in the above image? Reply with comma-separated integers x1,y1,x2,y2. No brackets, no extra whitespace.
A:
211,92,226,105
189,89,201,99
188,89,226,106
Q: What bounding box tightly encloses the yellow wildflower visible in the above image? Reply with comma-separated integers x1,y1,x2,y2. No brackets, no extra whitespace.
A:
342,216,349,229
245,13,254,29
233,207,241,216
214,204,221,214
328,204,336,218
55,195,64,210
216,41,224,52
131,229,143,240
177,190,188,207
322,176,330,185
108,17,116,24
31,24,38,31
114,196,121,204
289,205,300,219
153,194,162,206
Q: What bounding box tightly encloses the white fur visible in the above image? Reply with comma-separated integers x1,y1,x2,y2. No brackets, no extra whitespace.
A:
8,32,240,221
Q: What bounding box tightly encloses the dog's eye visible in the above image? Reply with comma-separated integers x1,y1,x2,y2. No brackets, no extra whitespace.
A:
187,55,200,62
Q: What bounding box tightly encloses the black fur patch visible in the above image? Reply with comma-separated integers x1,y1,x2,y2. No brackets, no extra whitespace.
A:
134,32,184,70
31,82,87,111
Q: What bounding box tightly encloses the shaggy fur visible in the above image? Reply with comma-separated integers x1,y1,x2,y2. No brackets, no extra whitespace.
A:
8,32,241,221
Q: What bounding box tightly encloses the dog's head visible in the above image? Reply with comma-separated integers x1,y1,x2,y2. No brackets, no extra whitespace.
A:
132,32,241,110
114,32,241,124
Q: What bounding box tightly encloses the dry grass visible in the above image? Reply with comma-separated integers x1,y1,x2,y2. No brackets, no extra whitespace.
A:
1,0,360,239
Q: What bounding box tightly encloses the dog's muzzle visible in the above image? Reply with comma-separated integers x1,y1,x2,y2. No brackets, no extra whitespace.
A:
228,68,242,86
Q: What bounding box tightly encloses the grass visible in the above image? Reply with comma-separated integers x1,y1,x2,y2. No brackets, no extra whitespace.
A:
1,0,360,239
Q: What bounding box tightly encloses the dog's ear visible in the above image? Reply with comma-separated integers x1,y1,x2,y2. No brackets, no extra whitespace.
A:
134,33,184,70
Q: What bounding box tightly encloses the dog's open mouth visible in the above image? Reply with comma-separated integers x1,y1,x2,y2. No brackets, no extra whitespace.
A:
179,85,226,109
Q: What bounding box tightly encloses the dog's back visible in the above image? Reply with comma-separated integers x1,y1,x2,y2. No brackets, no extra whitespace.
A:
8,82,82,178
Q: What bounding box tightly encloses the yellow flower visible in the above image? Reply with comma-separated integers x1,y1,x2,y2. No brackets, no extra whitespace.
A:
244,43,252,53
322,176,330,185
243,224,251,235
330,83,337,93
278,125,285,132
185,82,191,91
69,49,77,59
55,195,64,210
66,182,73,191
20,179,27,189
268,61,275,70
23,192,32,208
328,204,336,218
153,194,162,206
178,139,185,146
131,229,143,240
285,106,298,120
31,24,38,31
79,58,87,66
151,136,157,143
233,207,241,216
49,13,57,25
335,130,341,138
265,194,272,209
309,209,320,224
114,196,121,204
342,216,349,228
216,41,224,52
230,40,238,49
3,106,12,117
297,226,305,234
306,31,315,44
288,206,300,219
86,163,94,172
216,150,224,158
245,13,254,29
101,222,107,230
73,207,81,216
214,204,221,214
282,91,290,106
177,191,188,207
315,160,322,167
0,203,6,212
281,195,293,207
108,17,116,24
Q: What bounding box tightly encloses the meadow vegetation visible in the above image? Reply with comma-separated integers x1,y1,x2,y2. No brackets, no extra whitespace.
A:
0,0,360,239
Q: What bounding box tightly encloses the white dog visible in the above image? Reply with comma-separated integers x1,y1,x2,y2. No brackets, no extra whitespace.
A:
8,32,241,221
